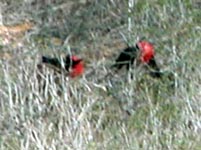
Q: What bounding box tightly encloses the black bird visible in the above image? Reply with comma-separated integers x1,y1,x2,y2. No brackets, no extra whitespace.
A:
112,40,163,78
42,55,83,72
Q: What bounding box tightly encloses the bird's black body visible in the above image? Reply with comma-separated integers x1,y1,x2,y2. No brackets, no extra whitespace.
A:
42,55,82,71
113,46,139,70
42,56,62,68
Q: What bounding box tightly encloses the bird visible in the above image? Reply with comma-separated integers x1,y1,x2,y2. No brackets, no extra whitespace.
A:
113,40,162,78
41,54,84,78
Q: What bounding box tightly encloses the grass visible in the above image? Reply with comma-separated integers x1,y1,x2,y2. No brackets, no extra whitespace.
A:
0,0,201,149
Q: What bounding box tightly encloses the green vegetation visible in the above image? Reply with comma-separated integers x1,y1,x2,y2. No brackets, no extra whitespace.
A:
0,0,200,149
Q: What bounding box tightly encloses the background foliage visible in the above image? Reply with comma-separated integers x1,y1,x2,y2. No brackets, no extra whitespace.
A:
0,0,200,149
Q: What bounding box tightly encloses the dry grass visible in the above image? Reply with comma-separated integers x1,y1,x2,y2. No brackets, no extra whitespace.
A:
0,0,201,149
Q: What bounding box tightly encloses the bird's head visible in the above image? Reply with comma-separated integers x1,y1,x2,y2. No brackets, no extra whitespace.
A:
137,41,155,63
69,55,84,78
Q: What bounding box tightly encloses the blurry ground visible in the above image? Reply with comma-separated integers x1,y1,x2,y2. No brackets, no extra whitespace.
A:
0,0,201,149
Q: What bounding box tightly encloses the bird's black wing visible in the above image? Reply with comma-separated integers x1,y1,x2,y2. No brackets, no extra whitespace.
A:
113,46,138,70
42,56,62,68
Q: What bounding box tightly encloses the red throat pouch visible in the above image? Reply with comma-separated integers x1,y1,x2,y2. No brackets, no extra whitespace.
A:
70,56,84,78
137,41,155,63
